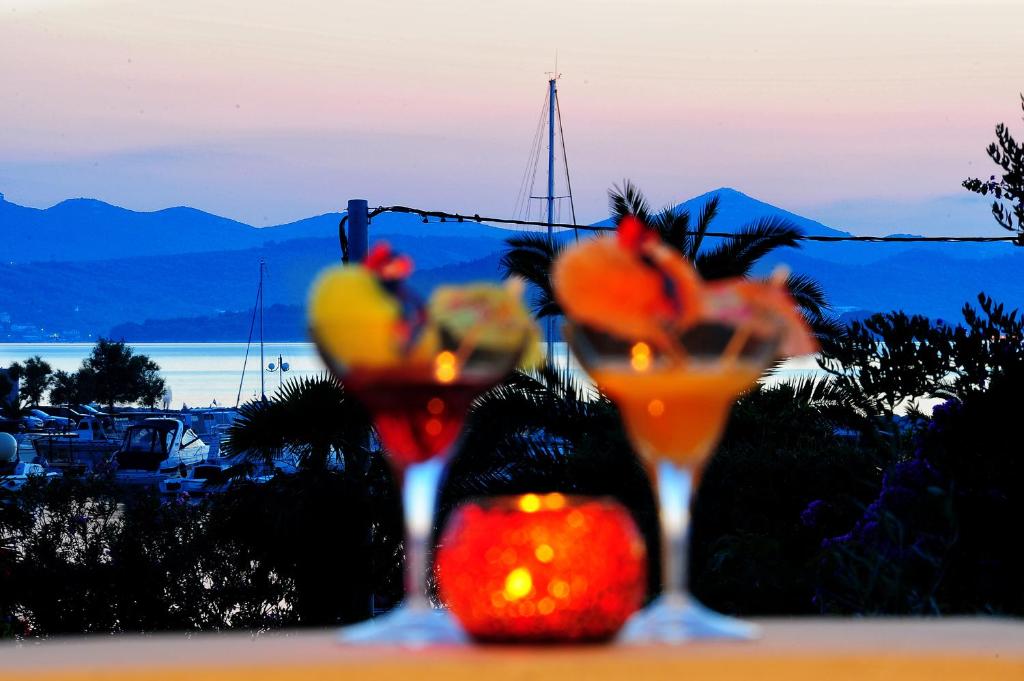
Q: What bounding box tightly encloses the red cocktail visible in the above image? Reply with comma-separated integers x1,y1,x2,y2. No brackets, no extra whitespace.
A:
309,244,540,645
343,367,495,467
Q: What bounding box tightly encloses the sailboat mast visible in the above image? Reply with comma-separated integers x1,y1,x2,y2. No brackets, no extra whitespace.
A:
546,77,557,367
259,258,266,402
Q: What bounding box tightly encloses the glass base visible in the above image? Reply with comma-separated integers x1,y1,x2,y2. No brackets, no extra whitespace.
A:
337,603,468,647
618,593,760,644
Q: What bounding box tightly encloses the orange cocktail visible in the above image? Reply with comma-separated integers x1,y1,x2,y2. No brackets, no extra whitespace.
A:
592,363,762,467
554,215,816,643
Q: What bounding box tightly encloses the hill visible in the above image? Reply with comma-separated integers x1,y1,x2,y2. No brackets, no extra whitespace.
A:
2,187,1021,339
0,194,509,264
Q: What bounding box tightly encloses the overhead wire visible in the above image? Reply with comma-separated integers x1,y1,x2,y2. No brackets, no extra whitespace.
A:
360,205,1024,244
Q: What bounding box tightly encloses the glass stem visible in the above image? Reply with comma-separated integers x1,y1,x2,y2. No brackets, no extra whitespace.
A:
657,459,692,602
401,457,446,611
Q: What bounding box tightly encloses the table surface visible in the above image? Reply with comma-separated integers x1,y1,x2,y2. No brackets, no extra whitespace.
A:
2,618,1022,680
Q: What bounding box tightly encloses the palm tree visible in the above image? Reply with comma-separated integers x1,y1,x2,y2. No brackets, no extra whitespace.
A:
500,180,840,340
223,373,375,473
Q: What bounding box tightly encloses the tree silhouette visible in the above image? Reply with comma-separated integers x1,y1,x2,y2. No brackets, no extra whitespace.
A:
6,357,52,408
81,339,165,411
963,93,1024,239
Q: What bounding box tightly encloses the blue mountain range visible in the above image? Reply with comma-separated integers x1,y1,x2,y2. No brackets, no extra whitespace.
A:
0,188,1020,341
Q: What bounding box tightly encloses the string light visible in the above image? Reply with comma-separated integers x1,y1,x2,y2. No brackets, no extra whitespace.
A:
340,203,1023,262
363,205,1024,244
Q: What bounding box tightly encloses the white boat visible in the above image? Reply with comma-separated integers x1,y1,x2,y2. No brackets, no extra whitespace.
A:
0,432,58,493
158,459,234,497
0,460,59,492
112,418,209,487
25,416,120,473
158,448,299,497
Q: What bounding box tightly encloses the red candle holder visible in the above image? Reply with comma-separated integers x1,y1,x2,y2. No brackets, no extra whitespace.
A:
436,494,647,643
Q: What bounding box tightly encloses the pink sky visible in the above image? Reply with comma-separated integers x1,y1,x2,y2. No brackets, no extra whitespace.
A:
1,0,1021,234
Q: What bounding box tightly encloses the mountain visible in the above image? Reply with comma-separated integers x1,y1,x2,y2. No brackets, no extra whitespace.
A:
1,187,1021,340
0,194,509,264
0,197,262,262
592,187,850,238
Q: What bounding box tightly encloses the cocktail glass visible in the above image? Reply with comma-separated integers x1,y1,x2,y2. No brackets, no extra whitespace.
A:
319,341,522,645
565,311,784,643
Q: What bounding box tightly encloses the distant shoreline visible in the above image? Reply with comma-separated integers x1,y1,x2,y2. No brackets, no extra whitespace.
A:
0,340,314,346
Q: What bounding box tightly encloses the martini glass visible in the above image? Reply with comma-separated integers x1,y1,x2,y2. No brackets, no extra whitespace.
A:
566,313,784,643
319,339,522,646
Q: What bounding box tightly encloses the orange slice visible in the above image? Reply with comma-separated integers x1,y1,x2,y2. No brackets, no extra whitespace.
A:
552,235,703,343
708,278,818,357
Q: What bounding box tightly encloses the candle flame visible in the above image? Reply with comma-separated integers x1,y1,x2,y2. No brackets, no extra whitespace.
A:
630,342,652,372
434,350,458,383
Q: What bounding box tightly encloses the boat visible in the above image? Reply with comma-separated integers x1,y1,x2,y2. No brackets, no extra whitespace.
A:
158,458,235,497
158,449,299,497
0,433,59,493
112,418,209,487
24,415,121,473
0,459,59,493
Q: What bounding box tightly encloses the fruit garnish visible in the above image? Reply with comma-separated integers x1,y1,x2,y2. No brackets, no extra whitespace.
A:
552,217,702,346
617,214,659,252
310,251,541,374
365,242,414,282
554,221,817,364
710,271,818,357
423,279,542,369
308,265,407,368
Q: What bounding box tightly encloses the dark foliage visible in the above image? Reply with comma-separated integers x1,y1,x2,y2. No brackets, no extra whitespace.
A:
812,365,1024,615
0,469,402,636
224,373,374,472
47,339,167,411
689,380,888,614
809,295,1024,615
497,235,566,319
820,293,1024,416
4,357,52,409
4,291,1024,636
963,93,1024,236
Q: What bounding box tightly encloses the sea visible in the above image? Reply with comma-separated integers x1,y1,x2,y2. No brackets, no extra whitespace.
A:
0,343,824,409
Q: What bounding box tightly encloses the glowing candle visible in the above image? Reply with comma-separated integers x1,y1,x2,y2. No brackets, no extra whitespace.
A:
437,494,647,643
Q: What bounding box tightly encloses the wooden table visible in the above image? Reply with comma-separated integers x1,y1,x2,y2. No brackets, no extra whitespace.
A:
2,618,1022,680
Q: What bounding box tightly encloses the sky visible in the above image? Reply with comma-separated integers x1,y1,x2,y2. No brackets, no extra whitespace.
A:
1,0,1022,235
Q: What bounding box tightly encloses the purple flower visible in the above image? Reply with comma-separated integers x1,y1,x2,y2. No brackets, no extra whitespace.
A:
800,499,827,528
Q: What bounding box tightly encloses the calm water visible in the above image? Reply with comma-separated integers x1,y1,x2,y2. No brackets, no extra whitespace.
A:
0,343,823,409
0,343,325,408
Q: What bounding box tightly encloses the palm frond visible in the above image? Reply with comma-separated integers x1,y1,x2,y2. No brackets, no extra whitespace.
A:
650,205,692,257
695,216,802,279
224,373,373,471
689,194,721,260
608,180,652,224
499,233,564,319
774,375,853,406
785,273,829,320
810,314,845,345
769,375,873,422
